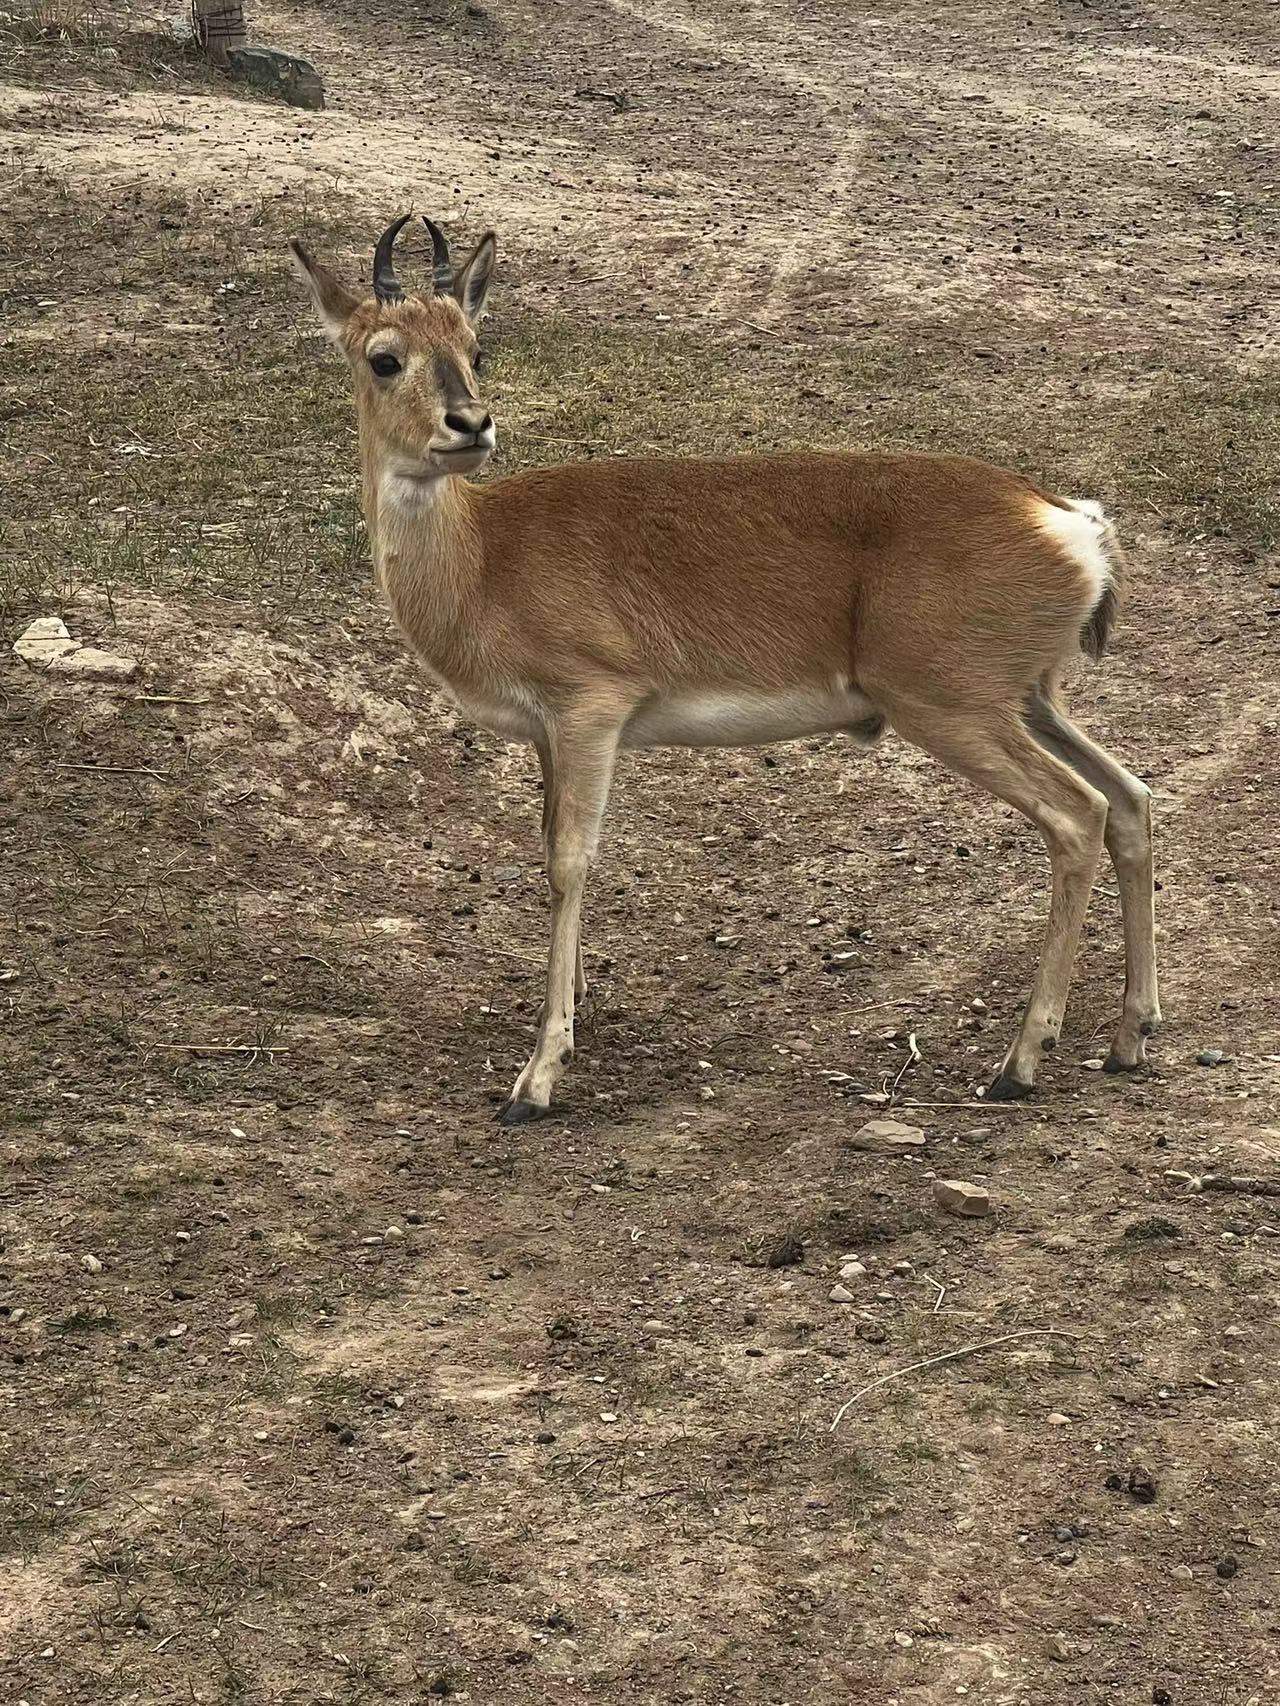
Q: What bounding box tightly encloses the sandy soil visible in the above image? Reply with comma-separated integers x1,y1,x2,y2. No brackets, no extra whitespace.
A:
2,2,1278,1703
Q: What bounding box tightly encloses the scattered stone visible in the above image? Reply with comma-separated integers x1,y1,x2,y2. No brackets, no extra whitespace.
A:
14,616,78,666
383,1225,405,1242
534,1431,556,1445
546,1314,578,1340
52,646,139,681
764,1233,804,1269
1055,1549,1078,1565
81,1254,103,1275
933,1178,991,1217
1127,1464,1158,1504
13,616,138,681
1196,1049,1230,1067
1082,1057,1105,1071
1216,1554,1239,1580
491,865,522,884
1054,1526,1075,1544
1124,1216,1180,1242
850,1118,926,1155
1047,1634,1091,1662
828,1284,855,1303
227,45,325,109
1152,1689,1173,1706
856,1321,888,1344
1046,1412,1071,1426
713,933,741,948
839,1261,867,1281
1171,1564,1194,1584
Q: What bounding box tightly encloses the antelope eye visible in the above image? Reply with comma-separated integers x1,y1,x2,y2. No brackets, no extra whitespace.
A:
369,351,402,378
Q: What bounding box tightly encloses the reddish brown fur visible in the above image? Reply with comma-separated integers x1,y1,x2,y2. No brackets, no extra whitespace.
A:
291,230,1157,1117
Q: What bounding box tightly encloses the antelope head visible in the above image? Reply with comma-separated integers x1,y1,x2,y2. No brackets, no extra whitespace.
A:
290,214,498,481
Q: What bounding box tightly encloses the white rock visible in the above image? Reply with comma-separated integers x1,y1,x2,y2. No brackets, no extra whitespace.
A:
81,1254,103,1274
49,645,138,682
12,616,137,681
933,1178,991,1217
14,616,78,666
828,1283,855,1303
839,1261,867,1281
850,1118,926,1154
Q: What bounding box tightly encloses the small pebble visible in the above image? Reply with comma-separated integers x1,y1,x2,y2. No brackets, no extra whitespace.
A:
828,1284,855,1304
82,1255,103,1275
1046,1412,1072,1426
1216,1554,1239,1579
383,1225,405,1243
1082,1057,1105,1071
1171,1564,1194,1584
856,1321,888,1344
1196,1049,1230,1067
839,1261,867,1281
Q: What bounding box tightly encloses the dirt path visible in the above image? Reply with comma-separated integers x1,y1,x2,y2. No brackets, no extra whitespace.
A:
2,3,1279,1703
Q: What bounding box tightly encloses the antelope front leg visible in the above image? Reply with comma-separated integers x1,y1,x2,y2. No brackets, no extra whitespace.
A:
536,735,587,1003
499,712,623,1124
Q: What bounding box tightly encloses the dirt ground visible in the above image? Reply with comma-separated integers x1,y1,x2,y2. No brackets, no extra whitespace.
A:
2,1,1279,1702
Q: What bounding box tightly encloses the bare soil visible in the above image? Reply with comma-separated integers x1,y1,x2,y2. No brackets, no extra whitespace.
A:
2,3,1279,1703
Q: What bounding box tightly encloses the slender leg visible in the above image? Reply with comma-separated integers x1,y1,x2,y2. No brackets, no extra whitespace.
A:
1023,689,1160,1070
887,706,1108,1098
501,709,624,1123
536,737,586,1001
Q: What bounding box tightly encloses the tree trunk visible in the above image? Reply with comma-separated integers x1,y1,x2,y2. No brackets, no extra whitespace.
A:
191,0,247,67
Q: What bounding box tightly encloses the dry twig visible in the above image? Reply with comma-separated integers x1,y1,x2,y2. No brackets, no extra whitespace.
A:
1165,1169,1280,1199
830,1328,1081,1430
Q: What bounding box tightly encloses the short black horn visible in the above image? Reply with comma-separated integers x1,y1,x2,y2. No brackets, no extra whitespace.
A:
372,212,412,305
422,217,453,294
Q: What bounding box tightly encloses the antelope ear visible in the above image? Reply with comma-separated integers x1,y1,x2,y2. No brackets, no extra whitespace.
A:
452,232,497,327
289,240,360,349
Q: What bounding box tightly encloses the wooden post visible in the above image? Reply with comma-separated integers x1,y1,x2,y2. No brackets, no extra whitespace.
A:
191,0,247,67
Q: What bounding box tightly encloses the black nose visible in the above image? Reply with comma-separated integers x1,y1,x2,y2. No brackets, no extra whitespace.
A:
444,409,492,438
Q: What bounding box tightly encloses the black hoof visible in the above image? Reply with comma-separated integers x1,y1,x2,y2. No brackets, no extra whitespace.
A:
496,1098,551,1126
986,1072,1034,1102
1102,1052,1140,1075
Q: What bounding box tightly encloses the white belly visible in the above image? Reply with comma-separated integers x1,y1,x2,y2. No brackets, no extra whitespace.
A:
623,684,881,750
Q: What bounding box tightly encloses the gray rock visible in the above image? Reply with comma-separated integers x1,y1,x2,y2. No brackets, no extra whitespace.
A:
227,45,325,110
849,1118,926,1155
49,645,138,682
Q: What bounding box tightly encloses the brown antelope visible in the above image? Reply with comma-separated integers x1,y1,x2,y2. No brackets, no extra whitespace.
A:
290,215,1160,1123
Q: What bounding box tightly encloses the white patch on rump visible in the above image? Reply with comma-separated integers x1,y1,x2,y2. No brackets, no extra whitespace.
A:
1036,498,1115,607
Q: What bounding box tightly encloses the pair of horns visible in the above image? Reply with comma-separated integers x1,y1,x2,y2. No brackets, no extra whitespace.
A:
372,213,453,305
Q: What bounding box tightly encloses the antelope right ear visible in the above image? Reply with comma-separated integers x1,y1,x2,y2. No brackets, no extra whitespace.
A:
289,240,360,350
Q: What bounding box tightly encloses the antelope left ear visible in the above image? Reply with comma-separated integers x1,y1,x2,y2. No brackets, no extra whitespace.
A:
289,240,360,350
453,232,497,327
